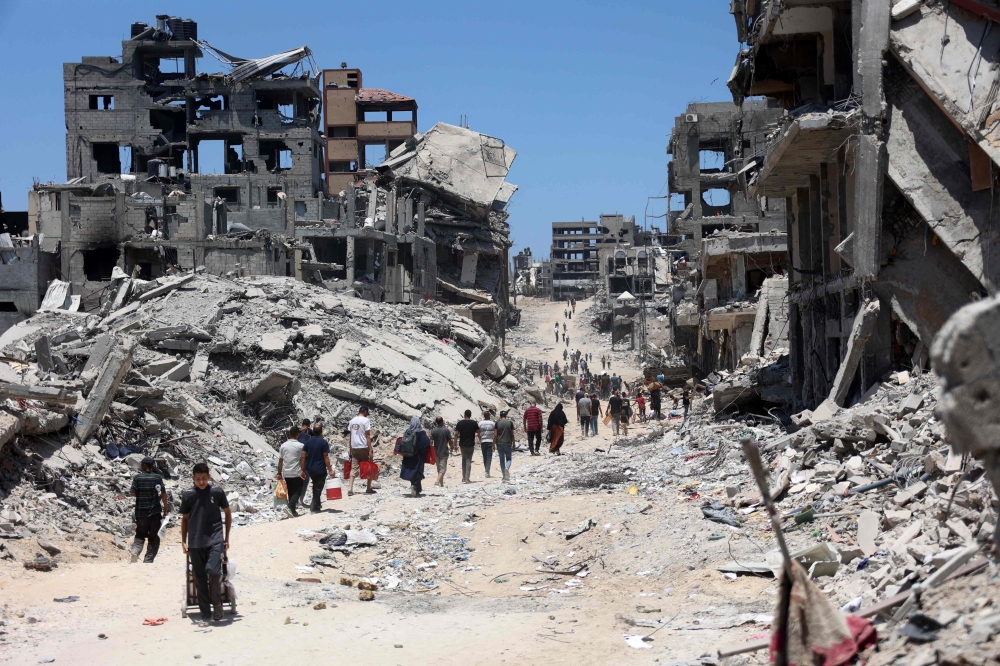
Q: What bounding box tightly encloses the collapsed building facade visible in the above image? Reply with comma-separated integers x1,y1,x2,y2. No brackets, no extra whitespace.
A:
550,214,639,301
727,0,999,409
17,16,517,339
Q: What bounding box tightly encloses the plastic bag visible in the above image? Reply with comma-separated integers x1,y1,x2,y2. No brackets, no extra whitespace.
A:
425,446,436,465
156,515,169,540
274,478,288,500
359,461,379,480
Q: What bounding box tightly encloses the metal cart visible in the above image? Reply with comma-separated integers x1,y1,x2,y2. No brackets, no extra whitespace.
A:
181,553,237,618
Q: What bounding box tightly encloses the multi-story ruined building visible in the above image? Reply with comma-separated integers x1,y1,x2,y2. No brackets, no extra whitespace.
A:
17,16,517,338
29,15,328,294
727,0,1000,408
667,101,786,262
322,67,418,193
550,214,638,301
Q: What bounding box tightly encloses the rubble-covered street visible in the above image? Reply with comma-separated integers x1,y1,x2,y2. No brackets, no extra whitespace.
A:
5,2,1000,665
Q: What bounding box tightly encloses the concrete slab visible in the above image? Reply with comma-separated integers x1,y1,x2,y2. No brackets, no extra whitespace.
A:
315,339,362,377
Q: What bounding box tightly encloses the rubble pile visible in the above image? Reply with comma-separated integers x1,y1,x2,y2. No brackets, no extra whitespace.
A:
0,270,535,557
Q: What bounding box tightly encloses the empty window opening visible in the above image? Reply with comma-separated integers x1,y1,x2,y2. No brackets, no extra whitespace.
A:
82,247,120,281
364,144,386,167
214,187,239,204
700,150,726,172
194,95,228,118
329,125,357,138
278,103,294,122
196,139,226,174
364,111,387,122
89,95,114,110
259,140,291,172
328,161,356,173
226,142,244,173
0,301,18,313
347,72,359,88
702,188,732,215
93,143,122,173
267,187,283,204
149,108,186,141
390,110,413,122
295,201,306,220
119,146,133,173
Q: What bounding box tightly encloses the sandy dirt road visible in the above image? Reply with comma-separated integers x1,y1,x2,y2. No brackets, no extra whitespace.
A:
0,297,773,665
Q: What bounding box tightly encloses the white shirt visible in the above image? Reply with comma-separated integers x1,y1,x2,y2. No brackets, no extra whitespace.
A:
478,420,496,443
349,415,371,449
278,439,304,477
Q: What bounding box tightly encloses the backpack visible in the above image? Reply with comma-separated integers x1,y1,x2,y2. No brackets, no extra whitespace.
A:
399,429,417,457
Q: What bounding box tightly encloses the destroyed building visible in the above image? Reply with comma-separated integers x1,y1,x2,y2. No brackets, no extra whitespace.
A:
14,16,517,341
28,15,327,298
727,0,1000,409
666,101,786,262
322,67,418,193
550,214,639,301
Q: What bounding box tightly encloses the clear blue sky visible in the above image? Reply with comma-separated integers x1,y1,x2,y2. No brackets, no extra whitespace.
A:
0,0,740,259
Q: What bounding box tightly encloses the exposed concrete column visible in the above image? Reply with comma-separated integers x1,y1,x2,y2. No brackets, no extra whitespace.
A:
346,184,356,228
460,251,479,287
731,253,746,299
417,201,425,237
828,299,880,406
346,235,356,285
386,188,397,234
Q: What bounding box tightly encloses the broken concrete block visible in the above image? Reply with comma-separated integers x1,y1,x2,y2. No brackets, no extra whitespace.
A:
375,397,420,421
74,339,135,444
110,402,140,423
35,335,54,372
142,412,160,435
893,481,927,506
922,451,946,475
467,343,501,377
259,329,294,353
315,339,361,377
23,410,69,435
857,510,880,556
945,518,973,543
158,339,199,352
896,392,924,416
484,355,507,380
811,420,877,443
218,417,271,454
141,358,178,377
890,522,922,553
883,510,912,529
811,399,840,422
245,370,294,403
298,324,325,344
829,299,880,406
161,362,191,382
135,273,194,301
190,353,209,382
0,382,77,406
325,381,367,402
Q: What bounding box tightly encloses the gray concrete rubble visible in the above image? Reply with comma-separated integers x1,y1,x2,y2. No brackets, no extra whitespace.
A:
0,271,537,554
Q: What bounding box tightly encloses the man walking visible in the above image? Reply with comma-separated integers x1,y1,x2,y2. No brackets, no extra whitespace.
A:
590,393,603,436
477,411,496,478
454,410,479,483
554,324,559,343
180,462,231,625
494,410,515,482
648,380,663,420
523,401,544,455
302,423,336,511
609,389,624,437
577,393,592,437
682,387,691,420
348,407,374,496
277,425,306,518
129,456,169,563
430,416,455,487
296,418,311,509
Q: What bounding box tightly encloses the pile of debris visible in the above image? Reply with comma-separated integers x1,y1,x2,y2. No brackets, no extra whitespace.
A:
0,269,534,558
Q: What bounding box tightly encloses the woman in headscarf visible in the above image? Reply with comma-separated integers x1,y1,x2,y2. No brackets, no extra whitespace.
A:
399,417,431,497
547,403,568,455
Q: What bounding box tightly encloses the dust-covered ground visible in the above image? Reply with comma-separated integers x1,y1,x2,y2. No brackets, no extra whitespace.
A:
0,297,775,666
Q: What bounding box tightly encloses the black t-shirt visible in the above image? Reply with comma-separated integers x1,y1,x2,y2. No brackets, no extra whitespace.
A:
180,485,229,549
455,419,479,448
609,396,622,414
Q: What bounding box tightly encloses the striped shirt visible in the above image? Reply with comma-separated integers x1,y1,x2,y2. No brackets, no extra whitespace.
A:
523,406,543,432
